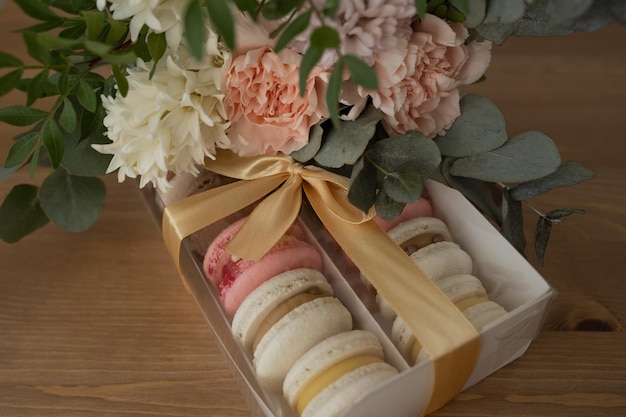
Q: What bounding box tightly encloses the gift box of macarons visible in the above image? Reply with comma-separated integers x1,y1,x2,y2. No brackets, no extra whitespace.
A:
146,164,556,417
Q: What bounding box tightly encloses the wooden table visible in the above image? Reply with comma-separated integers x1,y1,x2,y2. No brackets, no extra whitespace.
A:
1,2,625,416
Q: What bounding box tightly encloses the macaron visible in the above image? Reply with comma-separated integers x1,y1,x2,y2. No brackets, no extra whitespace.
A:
284,330,398,417
409,241,473,282
231,268,334,354
463,300,508,331
253,295,353,390
435,274,489,312
386,216,454,256
203,217,323,317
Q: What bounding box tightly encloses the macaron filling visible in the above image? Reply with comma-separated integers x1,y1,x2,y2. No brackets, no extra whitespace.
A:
400,233,448,255
295,355,384,415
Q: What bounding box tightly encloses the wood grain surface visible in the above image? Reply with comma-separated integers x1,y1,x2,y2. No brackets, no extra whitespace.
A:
1,1,625,416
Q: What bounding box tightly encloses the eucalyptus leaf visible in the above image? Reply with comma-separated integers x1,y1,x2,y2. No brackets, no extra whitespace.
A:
436,94,507,157
39,169,106,232
366,131,441,177
375,189,405,221
534,216,551,266
382,168,423,203
348,158,378,213
291,123,323,163
449,0,485,27
546,0,593,25
440,158,503,225
4,132,39,168
482,0,526,24
508,161,595,201
314,105,382,168
450,131,561,183
501,188,525,254
0,184,49,243
0,105,48,126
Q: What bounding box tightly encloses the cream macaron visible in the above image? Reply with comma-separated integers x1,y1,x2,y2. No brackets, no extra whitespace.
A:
283,330,398,417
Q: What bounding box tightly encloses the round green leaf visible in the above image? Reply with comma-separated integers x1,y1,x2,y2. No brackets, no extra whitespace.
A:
366,131,441,177
449,131,561,183
382,168,423,203
436,94,507,157
0,184,49,243
39,169,106,232
348,158,378,213
314,105,382,168
374,189,405,221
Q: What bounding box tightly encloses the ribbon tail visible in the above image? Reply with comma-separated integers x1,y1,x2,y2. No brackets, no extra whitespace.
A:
227,175,303,261
162,175,285,274
306,191,480,415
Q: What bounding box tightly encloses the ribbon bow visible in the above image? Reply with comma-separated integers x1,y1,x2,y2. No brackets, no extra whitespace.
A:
162,149,479,415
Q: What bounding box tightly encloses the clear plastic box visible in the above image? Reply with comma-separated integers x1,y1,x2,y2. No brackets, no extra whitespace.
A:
142,175,556,417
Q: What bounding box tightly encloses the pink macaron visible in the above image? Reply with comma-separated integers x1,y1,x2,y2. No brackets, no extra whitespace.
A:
203,217,323,317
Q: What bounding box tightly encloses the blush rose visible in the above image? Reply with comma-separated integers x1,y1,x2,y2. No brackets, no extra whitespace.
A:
366,14,492,138
222,46,329,156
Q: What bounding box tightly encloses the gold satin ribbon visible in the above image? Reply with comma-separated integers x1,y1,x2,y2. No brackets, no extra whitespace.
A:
162,149,479,415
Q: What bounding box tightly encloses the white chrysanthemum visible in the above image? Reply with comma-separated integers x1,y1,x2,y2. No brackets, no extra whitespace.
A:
97,0,192,50
93,33,230,192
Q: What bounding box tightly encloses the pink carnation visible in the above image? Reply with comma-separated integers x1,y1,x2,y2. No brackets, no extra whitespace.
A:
367,14,492,137
222,47,329,156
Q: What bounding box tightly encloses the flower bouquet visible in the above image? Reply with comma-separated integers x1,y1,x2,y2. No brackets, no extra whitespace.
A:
0,1,623,416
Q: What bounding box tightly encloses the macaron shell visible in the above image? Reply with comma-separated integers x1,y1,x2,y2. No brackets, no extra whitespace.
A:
220,240,323,317
203,218,308,285
386,216,454,249
254,297,353,391
390,315,416,360
283,330,385,409
231,268,333,353
464,300,508,331
409,241,473,281
301,362,398,417
435,274,487,305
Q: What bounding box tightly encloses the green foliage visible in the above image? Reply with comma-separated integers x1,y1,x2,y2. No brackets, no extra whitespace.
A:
0,0,601,263
0,184,49,243
39,168,106,232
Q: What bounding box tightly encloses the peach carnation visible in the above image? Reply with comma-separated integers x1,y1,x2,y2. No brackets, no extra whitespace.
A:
368,14,492,137
223,47,329,156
